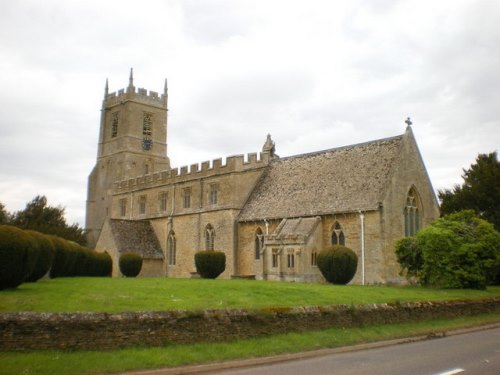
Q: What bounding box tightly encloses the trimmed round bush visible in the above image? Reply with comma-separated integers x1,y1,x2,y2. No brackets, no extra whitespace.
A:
119,252,143,277
95,251,112,277
25,230,55,282
317,245,358,285
194,250,226,279
0,225,35,289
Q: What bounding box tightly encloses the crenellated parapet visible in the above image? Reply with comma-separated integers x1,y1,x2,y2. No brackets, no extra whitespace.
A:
104,87,167,108
114,152,273,193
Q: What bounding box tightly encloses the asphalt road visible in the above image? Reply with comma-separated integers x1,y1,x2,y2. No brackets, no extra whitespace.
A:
210,327,500,375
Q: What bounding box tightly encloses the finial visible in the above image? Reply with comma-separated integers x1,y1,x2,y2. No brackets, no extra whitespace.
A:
405,117,412,127
104,78,109,98
129,68,134,87
164,78,168,96
262,133,276,156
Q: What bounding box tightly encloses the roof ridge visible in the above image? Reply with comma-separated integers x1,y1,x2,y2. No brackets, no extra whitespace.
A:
274,133,404,162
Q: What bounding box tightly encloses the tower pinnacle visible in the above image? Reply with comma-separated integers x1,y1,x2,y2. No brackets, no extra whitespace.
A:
164,78,168,96
104,78,109,98
128,68,134,88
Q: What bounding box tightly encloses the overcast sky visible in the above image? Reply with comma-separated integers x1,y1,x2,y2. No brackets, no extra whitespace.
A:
0,0,499,227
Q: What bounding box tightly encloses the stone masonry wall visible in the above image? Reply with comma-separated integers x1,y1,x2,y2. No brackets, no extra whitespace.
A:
1,298,498,351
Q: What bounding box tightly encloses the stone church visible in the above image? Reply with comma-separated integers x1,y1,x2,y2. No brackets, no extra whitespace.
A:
87,70,440,284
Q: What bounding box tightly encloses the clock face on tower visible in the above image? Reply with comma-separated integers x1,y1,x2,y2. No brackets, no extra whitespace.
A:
143,139,152,150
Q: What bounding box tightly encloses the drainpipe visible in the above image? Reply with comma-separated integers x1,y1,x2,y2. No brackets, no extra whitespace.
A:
359,211,365,285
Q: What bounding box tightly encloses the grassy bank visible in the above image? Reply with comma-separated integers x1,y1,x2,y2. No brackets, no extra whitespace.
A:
1,313,499,375
1,277,499,313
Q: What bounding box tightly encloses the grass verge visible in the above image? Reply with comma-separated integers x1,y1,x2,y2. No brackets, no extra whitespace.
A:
1,277,499,313
1,313,499,375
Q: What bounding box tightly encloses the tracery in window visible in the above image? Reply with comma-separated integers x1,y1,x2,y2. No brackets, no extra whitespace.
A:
111,111,119,138
255,227,263,260
142,112,153,150
167,231,176,265
404,188,420,236
205,224,215,251
331,222,345,246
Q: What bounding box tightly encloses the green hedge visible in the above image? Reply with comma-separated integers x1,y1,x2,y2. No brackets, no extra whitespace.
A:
0,225,35,289
317,245,358,285
119,253,143,277
194,251,226,279
25,230,55,282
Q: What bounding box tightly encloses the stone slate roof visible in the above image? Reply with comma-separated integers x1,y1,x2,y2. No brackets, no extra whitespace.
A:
109,219,164,259
269,217,321,241
239,135,404,221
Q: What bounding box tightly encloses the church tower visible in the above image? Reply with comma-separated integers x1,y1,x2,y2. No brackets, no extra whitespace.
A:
85,69,170,247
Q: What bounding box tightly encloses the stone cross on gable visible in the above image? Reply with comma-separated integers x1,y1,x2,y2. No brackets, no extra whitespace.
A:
405,117,412,127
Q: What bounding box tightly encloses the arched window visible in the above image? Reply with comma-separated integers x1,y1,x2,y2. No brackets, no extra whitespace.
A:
205,224,215,251
167,231,176,265
255,227,263,260
331,222,345,246
404,188,420,236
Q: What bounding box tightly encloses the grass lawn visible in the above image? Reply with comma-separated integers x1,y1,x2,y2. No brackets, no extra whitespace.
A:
0,277,499,313
1,313,499,375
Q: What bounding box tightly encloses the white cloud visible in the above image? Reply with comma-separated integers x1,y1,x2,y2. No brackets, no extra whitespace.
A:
0,0,499,226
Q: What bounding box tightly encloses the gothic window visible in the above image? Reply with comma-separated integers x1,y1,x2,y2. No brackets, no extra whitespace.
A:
209,184,218,205
158,192,167,213
404,189,420,236
331,222,345,246
139,195,147,215
183,187,191,209
142,112,153,150
167,231,176,265
111,111,119,138
272,249,279,268
205,224,215,251
119,198,127,217
255,227,263,260
287,250,295,268
311,249,318,266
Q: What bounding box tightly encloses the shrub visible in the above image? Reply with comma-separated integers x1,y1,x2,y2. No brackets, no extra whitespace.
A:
317,245,358,285
95,251,112,277
0,225,35,289
194,250,226,279
119,252,143,277
48,235,74,278
394,237,423,279
25,230,55,282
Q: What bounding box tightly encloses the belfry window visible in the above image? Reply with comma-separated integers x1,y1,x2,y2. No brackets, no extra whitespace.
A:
183,187,191,209
111,111,119,138
209,184,218,205
205,224,215,251
404,189,420,236
167,231,176,265
255,227,263,260
331,222,345,246
142,112,153,150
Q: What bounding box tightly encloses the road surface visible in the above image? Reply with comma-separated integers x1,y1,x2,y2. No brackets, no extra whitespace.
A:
210,327,500,375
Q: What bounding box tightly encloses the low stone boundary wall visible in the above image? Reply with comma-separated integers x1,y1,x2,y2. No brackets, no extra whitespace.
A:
1,298,499,351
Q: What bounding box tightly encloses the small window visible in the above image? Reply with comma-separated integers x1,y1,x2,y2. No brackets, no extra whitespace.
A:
111,111,119,138
183,188,191,209
331,222,345,246
272,249,279,268
209,185,218,205
139,195,146,215
287,251,295,268
167,231,176,265
311,251,317,266
119,198,127,217
255,227,263,260
158,192,168,213
205,224,215,251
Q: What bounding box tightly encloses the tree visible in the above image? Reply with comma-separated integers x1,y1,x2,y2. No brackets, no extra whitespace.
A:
0,202,11,224
395,210,500,289
438,152,500,231
11,196,87,245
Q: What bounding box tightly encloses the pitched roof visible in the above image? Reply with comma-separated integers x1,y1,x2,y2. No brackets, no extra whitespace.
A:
108,219,164,259
239,134,404,221
268,217,321,242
